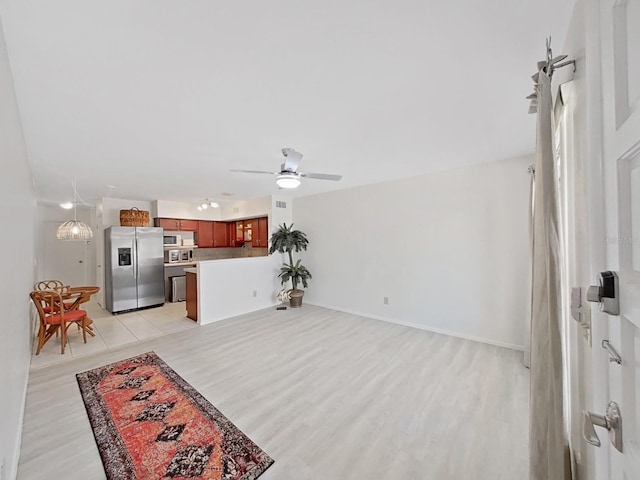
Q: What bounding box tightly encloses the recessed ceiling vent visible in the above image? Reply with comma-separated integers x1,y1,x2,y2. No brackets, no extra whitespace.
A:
275,201,287,209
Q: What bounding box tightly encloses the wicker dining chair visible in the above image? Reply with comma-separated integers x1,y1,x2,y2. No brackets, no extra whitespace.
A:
30,290,89,354
63,286,100,336
33,279,66,291
33,281,98,337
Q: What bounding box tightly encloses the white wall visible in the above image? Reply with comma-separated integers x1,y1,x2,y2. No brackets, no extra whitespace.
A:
0,20,35,480
100,197,153,227
154,200,222,220
220,195,272,220
94,197,153,305
293,156,532,349
270,194,294,235
197,256,281,324
36,203,95,286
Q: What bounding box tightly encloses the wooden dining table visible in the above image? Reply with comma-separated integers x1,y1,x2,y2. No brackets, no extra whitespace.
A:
59,286,100,335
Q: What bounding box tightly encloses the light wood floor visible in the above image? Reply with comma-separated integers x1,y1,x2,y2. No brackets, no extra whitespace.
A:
18,305,529,480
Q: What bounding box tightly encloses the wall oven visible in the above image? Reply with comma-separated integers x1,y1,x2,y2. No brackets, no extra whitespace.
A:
164,249,182,263
164,249,193,264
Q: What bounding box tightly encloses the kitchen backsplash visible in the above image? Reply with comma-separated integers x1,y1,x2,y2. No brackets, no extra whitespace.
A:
192,243,268,261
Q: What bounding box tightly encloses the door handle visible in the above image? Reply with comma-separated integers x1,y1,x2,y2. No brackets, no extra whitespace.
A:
582,401,622,452
601,340,622,364
586,271,619,315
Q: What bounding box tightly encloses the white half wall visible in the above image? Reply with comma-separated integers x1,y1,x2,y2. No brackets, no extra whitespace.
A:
293,156,533,350
197,256,281,324
0,20,35,480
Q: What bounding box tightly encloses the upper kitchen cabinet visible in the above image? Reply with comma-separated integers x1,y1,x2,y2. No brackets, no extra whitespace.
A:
243,219,253,243
197,221,214,248
228,222,242,247
196,221,229,248
235,221,244,244
155,218,180,230
243,217,268,247
254,217,268,247
212,222,229,247
178,219,199,231
154,218,199,232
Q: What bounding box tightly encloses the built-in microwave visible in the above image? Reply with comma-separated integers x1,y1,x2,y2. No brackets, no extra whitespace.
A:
163,234,182,246
165,249,182,263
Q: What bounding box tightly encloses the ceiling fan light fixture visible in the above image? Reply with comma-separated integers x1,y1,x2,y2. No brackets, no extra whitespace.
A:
276,173,301,189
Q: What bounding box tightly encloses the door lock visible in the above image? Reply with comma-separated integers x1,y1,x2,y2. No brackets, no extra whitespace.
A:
582,401,622,452
586,271,619,315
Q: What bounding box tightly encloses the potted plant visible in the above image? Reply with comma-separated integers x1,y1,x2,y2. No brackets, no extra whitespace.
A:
269,223,312,307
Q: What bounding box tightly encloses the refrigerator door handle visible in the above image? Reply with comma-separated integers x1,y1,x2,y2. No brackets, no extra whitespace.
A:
133,238,138,279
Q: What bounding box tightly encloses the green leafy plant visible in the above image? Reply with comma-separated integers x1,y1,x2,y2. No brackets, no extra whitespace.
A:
278,259,312,290
269,223,312,290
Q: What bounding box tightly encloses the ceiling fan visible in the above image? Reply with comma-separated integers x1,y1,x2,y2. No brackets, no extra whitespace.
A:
230,148,342,189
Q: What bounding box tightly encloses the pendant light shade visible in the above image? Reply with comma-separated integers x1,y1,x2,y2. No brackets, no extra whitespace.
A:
57,179,94,241
56,220,94,240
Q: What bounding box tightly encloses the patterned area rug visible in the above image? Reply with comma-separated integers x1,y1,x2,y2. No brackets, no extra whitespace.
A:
76,352,273,480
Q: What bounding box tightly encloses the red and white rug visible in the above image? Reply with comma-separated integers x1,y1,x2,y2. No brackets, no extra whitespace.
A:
76,351,273,480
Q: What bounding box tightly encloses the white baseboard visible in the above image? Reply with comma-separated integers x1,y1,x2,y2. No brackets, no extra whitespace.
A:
10,367,30,480
306,301,525,352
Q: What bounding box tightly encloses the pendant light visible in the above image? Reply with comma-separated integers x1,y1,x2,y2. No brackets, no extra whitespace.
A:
56,180,94,241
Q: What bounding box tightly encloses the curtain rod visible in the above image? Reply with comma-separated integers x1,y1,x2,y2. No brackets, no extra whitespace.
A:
526,38,575,114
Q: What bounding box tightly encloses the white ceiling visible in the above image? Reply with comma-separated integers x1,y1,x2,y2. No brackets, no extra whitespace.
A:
1,0,573,206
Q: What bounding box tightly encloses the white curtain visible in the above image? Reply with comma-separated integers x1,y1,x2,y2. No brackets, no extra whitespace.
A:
529,69,571,480
524,166,535,369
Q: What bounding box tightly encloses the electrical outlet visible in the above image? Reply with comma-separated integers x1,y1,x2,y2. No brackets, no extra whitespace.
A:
252,290,257,298
383,296,389,305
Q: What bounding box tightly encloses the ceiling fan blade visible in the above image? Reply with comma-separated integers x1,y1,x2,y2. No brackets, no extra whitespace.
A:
230,169,275,175
282,148,303,172
299,172,342,181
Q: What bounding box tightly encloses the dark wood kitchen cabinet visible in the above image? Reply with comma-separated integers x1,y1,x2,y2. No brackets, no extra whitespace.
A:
243,219,253,242
154,218,199,232
242,217,269,247
228,222,242,247
212,221,229,247
197,221,214,248
179,219,199,231
235,221,244,243
255,217,268,247
186,271,197,321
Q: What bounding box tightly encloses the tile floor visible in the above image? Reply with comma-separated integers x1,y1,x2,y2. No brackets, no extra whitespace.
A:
29,301,198,370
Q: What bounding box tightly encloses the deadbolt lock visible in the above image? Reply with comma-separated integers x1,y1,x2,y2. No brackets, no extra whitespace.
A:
586,271,619,315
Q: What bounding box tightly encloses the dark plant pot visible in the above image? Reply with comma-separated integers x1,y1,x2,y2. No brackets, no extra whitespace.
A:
289,289,304,308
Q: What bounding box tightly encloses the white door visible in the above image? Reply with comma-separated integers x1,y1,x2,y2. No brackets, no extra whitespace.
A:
588,0,640,478
41,221,88,286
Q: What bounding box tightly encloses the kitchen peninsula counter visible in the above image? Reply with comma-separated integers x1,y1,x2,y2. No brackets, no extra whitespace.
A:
187,256,280,325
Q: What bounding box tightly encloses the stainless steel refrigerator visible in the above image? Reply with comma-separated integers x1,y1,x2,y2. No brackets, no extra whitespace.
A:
105,227,165,313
